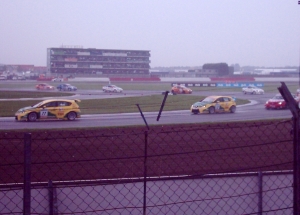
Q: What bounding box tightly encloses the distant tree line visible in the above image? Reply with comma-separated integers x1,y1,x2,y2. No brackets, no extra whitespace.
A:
202,63,231,76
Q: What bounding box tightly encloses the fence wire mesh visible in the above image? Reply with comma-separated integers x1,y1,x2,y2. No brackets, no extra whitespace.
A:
0,119,296,214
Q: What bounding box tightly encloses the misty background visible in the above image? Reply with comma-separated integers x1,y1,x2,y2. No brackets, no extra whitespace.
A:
0,0,299,68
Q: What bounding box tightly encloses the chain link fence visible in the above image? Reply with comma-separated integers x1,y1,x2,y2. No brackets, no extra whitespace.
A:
0,119,296,214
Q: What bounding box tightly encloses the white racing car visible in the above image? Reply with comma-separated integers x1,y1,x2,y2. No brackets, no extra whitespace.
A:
242,86,264,95
102,84,123,93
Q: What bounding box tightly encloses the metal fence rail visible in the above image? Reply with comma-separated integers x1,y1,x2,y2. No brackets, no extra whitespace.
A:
0,119,296,214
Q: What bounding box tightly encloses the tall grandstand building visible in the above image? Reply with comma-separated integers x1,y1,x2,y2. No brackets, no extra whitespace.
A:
47,47,151,76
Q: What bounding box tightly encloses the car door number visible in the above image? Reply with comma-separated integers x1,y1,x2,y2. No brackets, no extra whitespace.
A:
40,109,48,118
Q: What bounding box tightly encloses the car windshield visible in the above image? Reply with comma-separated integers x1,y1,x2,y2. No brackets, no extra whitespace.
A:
193,101,203,106
32,101,44,108
201,97,215,103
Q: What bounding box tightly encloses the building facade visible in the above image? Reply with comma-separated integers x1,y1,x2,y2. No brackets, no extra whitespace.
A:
47,47,151,76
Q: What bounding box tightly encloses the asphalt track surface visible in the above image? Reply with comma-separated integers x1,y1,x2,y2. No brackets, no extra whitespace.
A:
0,88,294,130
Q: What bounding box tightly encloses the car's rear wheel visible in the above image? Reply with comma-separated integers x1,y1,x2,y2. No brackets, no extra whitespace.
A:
209,106,215,114
67,112,77,121
27,112,37,122
230,105,236,113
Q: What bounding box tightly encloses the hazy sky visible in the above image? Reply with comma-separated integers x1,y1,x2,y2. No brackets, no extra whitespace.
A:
0,0,299,68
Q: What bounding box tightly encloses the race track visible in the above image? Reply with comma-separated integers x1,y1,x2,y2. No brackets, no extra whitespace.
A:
0,89,293,130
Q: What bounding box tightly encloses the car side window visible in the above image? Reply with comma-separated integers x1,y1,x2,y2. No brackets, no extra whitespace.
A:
58,101,65,106
216,98,224,102
44,102,57,107
58,101,71,106
223,97,229,102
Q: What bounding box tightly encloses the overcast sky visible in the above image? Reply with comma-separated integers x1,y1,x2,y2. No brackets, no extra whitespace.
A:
0,0,299,68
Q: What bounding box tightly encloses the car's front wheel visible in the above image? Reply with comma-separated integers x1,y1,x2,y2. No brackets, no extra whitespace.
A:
27,112,37,122
230,105,236,113
67,112,77,121
209,106,215,114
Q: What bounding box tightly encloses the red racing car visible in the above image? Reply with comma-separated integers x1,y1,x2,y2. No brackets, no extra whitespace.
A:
265,94,299,109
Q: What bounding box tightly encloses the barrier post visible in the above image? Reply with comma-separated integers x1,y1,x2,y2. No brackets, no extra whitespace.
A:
143,130,148,215
278,82,300,214
23,133,31,215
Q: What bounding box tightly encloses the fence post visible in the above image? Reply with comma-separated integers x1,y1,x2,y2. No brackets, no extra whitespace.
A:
143,130,148,215
293,115,300,214
23,133,31,215
48,180,54,215
258,171,263,215
278,82,300,214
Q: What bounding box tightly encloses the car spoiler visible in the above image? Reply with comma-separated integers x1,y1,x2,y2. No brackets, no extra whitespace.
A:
74,99,81,103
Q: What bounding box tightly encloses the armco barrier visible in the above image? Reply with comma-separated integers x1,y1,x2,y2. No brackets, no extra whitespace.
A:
171,82,264,87
110,77,161,82
210,76,255,82
216,82,264,87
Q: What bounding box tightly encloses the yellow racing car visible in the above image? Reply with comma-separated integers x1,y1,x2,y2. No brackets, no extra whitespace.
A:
191,96,236,114
15,99,81,122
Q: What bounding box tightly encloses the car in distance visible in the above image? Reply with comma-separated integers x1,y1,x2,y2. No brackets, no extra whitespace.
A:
0,75,7,80
35,83,55,90
297,88,300,97
102,84,123,93
171,85,192,94
265,94,299,109
15,99,81,122
242,86,264,95
191,95,236,114
57,83,77,91
52,78,64,82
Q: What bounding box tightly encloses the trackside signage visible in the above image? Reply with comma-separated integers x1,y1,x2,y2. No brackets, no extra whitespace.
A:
171,83,264,88
171,83,217,87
